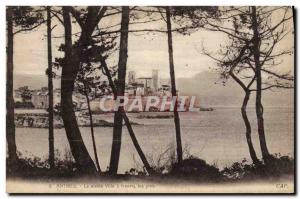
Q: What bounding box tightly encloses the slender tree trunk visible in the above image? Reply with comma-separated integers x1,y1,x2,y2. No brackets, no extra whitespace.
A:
6,7,18,165
47,6,54,169
166,6,183,164
100,57,155,175
84,87,101,172
251,6,271,163
109,110,123,175
109,6,130,175
241,91,259,164
62,7,96,174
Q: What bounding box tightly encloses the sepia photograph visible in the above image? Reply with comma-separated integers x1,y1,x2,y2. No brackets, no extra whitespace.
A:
5,5,295,194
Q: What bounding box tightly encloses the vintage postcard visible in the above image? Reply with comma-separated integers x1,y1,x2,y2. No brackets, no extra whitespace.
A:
6,6,295,193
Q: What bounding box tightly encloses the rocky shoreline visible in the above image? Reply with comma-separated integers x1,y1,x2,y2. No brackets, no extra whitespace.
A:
14,113,139,129
14,107,214,129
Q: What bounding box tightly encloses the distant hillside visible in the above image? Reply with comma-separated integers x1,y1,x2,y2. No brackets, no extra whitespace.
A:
14,73,60,90
13,71,294,108
177,71,294,108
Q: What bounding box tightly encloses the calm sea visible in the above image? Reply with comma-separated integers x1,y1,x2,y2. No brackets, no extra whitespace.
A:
16,107,294,173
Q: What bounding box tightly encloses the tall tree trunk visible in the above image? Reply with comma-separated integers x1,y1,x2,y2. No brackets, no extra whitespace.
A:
109,6,130,175
61,7,96,174
47,6,54,169
166,6,183,164
6,7,18,165
100,57,155,175
251,6,271,162
84,87,101,172
241,91,259,164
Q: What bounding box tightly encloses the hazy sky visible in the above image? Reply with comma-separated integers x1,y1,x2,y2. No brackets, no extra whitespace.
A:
13,7,294,80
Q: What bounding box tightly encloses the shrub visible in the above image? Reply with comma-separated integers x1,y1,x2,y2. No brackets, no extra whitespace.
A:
222,154,294,180
7,150,77,178
169,156,222,181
